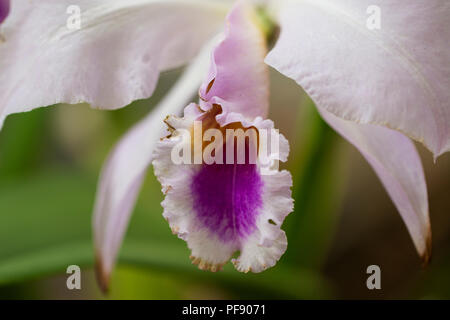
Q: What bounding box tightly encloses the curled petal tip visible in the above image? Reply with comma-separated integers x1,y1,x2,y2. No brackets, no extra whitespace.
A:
318,108,431,267
95,254,111,295
420,227,432,267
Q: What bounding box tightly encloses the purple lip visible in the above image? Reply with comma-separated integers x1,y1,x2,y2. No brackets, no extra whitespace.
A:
191,162,263,243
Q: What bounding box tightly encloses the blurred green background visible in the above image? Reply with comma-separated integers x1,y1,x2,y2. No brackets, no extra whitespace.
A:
0,68,449,300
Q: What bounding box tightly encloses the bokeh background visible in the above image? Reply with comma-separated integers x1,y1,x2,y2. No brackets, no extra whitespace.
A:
0,67,448,300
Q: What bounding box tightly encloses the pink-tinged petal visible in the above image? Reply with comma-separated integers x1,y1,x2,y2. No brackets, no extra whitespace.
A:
0,0,9,24
93,43,214,292
153,109,293,272
199,1,269,124
266,0,450,158
319,108,431,262
0,0,228,130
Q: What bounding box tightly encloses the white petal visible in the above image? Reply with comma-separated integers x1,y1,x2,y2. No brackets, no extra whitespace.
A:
319,107,431,262
93,42,214,291
198,0,270,124
0,0,228,129
266,0,450,157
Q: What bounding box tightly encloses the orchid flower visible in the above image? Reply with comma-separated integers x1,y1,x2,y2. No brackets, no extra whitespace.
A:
1,0,449,291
